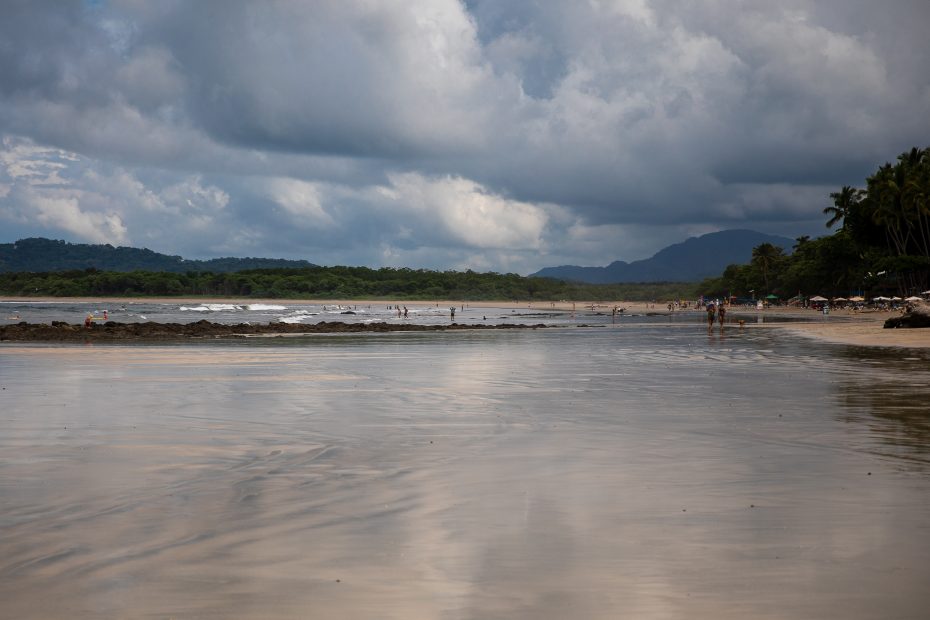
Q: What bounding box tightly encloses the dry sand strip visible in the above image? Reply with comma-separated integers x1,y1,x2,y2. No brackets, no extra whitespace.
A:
770,312,930,349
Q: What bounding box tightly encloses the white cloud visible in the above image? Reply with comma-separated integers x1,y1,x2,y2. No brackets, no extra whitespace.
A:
267,178,335,228
24,189,128,245
382,173,548,250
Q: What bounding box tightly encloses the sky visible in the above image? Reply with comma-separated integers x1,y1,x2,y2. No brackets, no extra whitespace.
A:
1,0,929,274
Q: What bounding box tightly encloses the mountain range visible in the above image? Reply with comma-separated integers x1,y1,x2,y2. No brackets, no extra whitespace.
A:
531,229,794,283
0,238,317,273
2,230,794,281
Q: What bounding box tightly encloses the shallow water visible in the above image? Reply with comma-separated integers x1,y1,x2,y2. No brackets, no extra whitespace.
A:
1,326,929,618
1,298,814,328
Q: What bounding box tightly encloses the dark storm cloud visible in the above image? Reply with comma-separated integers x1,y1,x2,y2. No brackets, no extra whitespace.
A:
1,0,929,272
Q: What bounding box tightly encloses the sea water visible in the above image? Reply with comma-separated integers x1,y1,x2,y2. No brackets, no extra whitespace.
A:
2,299,811,328
1,326,928,618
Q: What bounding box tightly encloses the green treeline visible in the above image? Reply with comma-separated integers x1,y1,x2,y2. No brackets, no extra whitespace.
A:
0,265,697,302
700,147,930,299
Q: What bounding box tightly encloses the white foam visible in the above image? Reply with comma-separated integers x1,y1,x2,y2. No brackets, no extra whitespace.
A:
246,304,288,311
278,312,318,324
179,304,242,312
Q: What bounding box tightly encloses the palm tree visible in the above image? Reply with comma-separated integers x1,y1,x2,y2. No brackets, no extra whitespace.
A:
869,163,910,256
751,243,784,292
824,186,863,229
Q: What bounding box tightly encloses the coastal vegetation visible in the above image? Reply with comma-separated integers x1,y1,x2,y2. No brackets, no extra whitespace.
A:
0,265,697,302
699,147,930,299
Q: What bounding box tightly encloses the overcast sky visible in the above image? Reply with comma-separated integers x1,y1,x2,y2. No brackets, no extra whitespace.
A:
1,0,928,273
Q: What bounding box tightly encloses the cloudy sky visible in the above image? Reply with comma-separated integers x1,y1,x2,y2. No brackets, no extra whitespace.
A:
1,0,928,273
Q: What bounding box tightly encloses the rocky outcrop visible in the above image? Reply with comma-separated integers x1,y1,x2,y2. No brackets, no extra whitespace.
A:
0,319,547,342
884,300,930,328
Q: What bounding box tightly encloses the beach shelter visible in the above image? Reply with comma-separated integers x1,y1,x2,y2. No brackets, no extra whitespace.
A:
809,295,828,302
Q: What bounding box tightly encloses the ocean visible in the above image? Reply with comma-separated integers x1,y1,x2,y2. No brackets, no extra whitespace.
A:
1,309,929,618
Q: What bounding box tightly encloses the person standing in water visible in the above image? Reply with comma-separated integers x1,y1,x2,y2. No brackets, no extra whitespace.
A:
706,303,716,327
718,304,727,326
450,306,456,321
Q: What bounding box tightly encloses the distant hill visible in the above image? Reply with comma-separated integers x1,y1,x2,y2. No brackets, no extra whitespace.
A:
0,238,317,273
532,229,795,283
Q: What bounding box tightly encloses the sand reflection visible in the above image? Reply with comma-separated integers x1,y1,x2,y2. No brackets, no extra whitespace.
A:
2,332,930,618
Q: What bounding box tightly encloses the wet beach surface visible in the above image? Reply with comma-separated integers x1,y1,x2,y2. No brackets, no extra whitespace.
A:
2,326,929,618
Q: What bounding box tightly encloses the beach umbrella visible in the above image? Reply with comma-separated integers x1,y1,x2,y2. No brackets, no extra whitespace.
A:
809,295,828,302
891,296,902,301
905,296,922,302
922,290,930,295
850,296,865,302
833,297,848,302
872,296,891,301
765,294,779,299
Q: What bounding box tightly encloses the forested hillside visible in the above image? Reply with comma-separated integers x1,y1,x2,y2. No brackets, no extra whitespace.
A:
0,238,316,273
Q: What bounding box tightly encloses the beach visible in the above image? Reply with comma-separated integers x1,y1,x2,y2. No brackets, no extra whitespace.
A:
3,297,930,618
2,318,929,619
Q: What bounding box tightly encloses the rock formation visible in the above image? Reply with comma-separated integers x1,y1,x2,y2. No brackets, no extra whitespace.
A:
0,320,547,342
884,300,930,328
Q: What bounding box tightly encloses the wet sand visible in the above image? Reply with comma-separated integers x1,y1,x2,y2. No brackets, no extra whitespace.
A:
2,327,929,618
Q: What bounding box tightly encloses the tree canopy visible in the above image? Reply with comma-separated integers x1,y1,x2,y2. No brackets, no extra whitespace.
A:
0,265,698,302
700,147,930,299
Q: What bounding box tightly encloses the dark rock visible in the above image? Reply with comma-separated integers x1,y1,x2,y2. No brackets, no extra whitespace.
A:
0,320,550,342
884,299,930,328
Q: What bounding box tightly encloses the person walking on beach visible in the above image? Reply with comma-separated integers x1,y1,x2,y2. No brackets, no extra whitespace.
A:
706,303,716,327
718,304,727,326
450,306,456,321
